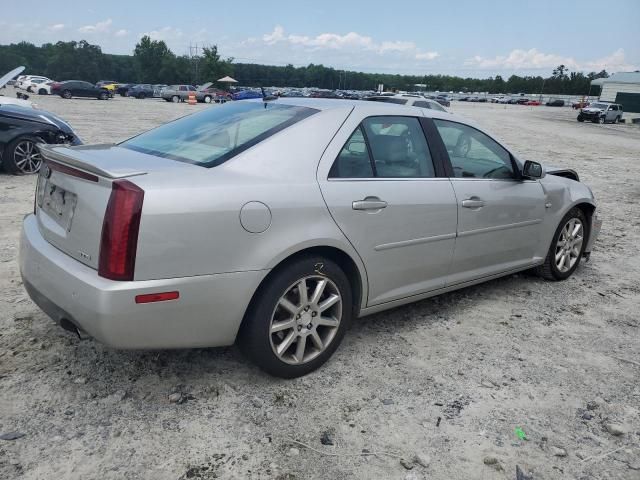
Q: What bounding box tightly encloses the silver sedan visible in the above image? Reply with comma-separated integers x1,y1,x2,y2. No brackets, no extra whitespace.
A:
20,98,602,377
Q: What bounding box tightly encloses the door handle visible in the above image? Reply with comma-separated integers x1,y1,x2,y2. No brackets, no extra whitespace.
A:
352,197,388,211
461,198,485,208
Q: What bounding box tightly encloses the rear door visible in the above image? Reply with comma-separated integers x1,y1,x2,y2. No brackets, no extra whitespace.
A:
429,118,546,284
318,112,458,306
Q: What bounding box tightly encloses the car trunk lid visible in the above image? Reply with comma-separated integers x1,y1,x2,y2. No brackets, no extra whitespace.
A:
35,144,188,271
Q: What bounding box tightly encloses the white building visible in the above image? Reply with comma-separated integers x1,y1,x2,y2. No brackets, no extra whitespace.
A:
591,71,640,114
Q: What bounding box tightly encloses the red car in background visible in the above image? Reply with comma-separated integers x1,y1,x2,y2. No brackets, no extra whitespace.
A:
525,100,541,106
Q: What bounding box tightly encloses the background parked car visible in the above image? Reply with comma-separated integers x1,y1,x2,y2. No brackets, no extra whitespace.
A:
96,80,119,97
0,104,81,174
16,75,50,90
546,99,565,107
51,81,111,100
525,100,541,106
117,83,134,96
127,84,155,99
365,94,448,112
0,67,35,108
161,84,198,102
577,102,623,124
572,99,590,109
24,77,53,93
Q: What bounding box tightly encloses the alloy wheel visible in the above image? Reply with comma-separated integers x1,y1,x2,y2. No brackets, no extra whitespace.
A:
555,218,583,273
13,140,42,174
269,275,342,365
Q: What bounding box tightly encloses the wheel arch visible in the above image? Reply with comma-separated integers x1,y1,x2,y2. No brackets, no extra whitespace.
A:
237,244,367,342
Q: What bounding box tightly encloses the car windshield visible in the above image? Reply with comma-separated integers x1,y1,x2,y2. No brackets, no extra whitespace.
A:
121,101,318,168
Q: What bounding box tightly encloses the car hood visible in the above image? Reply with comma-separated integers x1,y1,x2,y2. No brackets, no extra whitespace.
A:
0,104,75,134
0,66,25,89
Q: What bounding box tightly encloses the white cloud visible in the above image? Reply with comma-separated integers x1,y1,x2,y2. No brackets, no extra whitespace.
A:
416,51,439,61
114,29,128,37
259,25,438,60
78,18,112,34
466,47,637,72
141,26,184,42
48,23,65,32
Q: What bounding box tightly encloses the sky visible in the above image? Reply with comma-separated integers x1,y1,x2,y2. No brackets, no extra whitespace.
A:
1,0,639,78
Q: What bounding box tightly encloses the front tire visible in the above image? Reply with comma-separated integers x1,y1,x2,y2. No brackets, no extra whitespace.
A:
203,95,212,103
38,89,48,95
3,136,43,175
577,115,584,122
171,95,179,103
238,255,352,378
62,90,72,99
138,93,146,99
535,208,588,281
99,91,108,100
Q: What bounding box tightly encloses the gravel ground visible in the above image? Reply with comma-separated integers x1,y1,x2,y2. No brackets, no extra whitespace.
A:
1,93,639,480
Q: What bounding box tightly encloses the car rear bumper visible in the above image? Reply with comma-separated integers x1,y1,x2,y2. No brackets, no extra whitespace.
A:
20,214,267,349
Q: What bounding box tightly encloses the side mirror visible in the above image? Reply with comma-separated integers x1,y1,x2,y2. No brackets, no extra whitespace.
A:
522,160,544,179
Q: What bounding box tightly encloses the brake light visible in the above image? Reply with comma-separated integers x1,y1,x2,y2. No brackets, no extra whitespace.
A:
98,180,144,281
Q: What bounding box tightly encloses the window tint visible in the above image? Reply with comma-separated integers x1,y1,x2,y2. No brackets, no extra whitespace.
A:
363,117,435,178
122,102,317,168
329,127,374,178
179,86,187,91
433,119,514,179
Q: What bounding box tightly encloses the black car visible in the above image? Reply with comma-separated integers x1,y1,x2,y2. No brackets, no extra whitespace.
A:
50,81,110,100
0,104,81,174
546,99,565,107
117,83,134,96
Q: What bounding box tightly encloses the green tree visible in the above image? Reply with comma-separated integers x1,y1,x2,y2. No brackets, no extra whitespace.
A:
199,45,234,85
134,36,173,83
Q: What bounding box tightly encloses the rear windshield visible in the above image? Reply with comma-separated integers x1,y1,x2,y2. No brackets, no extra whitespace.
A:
366,97,408,105
121,102,318,167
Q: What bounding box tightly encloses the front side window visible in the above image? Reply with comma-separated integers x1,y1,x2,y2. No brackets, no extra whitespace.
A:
121,102,317,168
433,119,514,179
329,116,436,179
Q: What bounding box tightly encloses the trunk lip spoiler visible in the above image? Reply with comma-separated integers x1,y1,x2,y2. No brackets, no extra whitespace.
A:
39,144,147,179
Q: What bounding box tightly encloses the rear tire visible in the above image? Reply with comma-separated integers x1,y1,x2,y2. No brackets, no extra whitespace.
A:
38,89,48,95
138,93,146,99
535,207,588,281
238,255,352,378
203,95,212,103
99,91,108,100
171,95,179,103
62,90,72,99
3,136,43,175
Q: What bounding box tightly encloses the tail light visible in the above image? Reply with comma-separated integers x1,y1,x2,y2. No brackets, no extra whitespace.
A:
99,180,144,281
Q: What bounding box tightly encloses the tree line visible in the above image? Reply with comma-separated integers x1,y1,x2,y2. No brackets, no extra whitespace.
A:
0,39,608,95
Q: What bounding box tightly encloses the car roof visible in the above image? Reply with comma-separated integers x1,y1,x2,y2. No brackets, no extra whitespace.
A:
244,97,463,122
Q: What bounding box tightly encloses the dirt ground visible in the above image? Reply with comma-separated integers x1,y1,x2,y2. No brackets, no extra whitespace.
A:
1,93,639,480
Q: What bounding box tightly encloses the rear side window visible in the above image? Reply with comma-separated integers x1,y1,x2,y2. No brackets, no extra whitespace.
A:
329,127,374,178
329,116,436,179
121,102,318,168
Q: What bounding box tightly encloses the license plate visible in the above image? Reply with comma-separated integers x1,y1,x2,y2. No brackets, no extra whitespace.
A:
41,181,77,232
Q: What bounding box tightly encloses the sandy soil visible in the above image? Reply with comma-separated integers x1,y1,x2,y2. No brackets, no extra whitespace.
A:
1,93,639,480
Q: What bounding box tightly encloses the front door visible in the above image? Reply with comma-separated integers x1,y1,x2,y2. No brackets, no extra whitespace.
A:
430,118,546,285
318,115,458,306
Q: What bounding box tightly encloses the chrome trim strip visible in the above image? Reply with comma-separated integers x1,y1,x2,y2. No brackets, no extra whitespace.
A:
458,218,542,238
374,232,456,251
